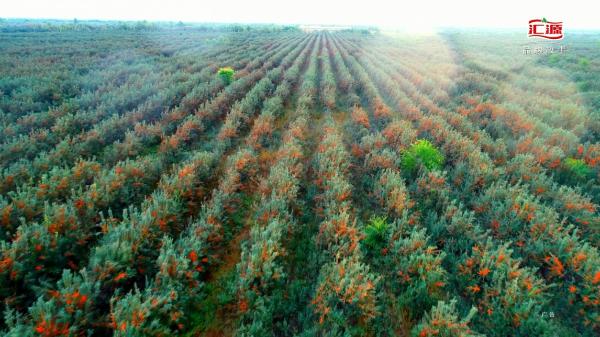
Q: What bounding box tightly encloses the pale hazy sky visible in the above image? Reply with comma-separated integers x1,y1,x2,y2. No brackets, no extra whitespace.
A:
3,0,599,29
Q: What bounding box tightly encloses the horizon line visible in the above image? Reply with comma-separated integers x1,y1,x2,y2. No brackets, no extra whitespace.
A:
2,17,600,31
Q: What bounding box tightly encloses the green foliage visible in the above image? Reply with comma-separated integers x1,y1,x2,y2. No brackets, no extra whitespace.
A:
547,53,560,64
312,256,379,336
2,24,600,337
362,216,389,254
373,168,409,218
578,57,590,68
218,67,235,85
564,157,591,180
387,224,447,319
4,270,99,336
411,299,481,337
111,237,207,336
401,139,445,173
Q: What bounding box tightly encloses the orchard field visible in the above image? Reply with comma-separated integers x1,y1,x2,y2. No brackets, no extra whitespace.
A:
0,23,599,337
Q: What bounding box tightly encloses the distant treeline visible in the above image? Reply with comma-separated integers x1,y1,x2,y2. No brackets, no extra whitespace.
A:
0,18,302,33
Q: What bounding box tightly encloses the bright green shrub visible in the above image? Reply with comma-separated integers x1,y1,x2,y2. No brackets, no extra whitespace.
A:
564,157,591,180
401,139,444,173
218,67,235,85
363,216,389,254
